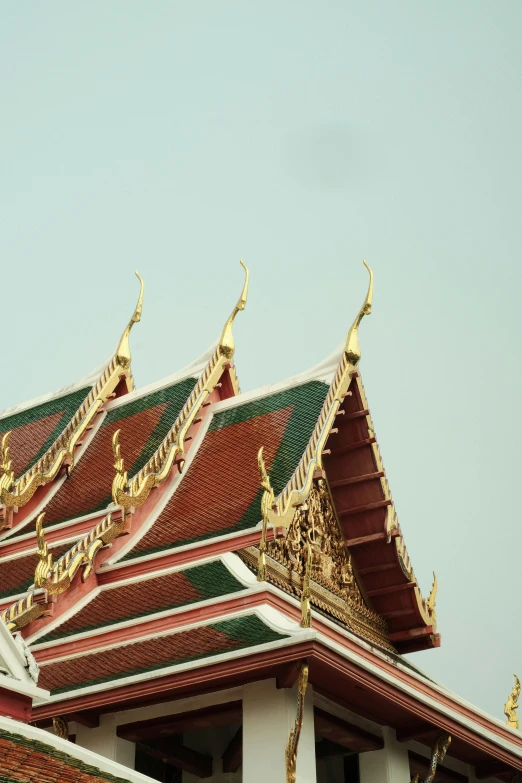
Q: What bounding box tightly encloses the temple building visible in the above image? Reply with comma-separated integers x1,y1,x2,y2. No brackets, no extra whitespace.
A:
0,262,519,783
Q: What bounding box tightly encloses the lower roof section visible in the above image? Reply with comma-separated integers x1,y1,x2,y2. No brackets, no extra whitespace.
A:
37,613,287,696
0,716,156,783
35,559,247,644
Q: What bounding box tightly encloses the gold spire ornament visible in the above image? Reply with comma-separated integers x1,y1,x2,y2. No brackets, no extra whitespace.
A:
116,271,144,370
344,259,373,365
505,674,521,730
219,259,249,359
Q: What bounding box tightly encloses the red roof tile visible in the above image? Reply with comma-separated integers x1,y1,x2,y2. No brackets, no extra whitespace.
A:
125,406,293,558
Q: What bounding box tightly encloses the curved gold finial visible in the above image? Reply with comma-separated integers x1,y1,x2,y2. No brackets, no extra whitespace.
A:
219,260,249,359
344,260,373,365
111,429,128,506
505,674,521,730
116,271,144,370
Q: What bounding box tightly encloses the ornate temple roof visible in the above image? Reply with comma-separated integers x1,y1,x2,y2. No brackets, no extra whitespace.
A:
0,262,441,712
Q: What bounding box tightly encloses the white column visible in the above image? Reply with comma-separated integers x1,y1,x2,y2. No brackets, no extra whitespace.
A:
75,714,135,770
243,678,316,783
359,727,410,783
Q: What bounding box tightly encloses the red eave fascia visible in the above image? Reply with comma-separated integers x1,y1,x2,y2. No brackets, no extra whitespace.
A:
323,373,435,651
98,527,273,586
31,637,522,775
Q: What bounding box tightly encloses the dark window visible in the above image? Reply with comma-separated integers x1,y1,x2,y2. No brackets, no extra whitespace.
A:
135,743,182,782
344,753,359,782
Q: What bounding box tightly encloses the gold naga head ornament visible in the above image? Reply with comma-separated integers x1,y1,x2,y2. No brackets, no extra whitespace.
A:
116,271,144,370
344,259,373,365
219,259,249,359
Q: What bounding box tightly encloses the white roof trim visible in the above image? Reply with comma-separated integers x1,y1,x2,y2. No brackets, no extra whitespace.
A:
104,341,218,413
0,360,108,422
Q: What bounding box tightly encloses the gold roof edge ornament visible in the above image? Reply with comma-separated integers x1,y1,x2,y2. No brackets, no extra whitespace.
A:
2,507,129,633
111,429,129,507
114,260,249,513
256,261,374,527
116,271,144,370
219,259,249,359
344,259,374,365
0,272,144,521
505,674,521,730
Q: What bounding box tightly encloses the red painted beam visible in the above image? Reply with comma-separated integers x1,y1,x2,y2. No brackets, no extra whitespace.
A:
327,437,376,457
339,499,392,518
329,471,384,489
367,582,416,598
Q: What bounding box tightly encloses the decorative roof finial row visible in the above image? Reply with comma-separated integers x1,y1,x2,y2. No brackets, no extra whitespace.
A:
0,273,144,522
113,260,249,512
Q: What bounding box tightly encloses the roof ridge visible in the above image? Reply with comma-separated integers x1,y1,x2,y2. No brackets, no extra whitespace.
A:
113,261,249,512
0,275,144,526
0,360,108,422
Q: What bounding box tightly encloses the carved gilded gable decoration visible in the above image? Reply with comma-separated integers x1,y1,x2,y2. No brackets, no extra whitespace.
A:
242,478,392,651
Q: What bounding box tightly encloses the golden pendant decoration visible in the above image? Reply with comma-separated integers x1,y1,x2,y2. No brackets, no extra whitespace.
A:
52,717,69,740
300,541,312,628
285,662,309,783
505,674,521,730
410,734,451,783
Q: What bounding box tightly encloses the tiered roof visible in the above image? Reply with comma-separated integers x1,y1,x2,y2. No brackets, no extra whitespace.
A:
1,262,521,778
0,262,437,672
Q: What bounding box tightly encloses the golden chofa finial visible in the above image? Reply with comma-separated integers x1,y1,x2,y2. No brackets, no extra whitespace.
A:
505,674,521,730
219,260,249,359
344,260,373,365
116,271,144,370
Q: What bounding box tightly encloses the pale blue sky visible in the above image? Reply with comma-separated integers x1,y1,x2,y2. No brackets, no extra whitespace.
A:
1,2,521,719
